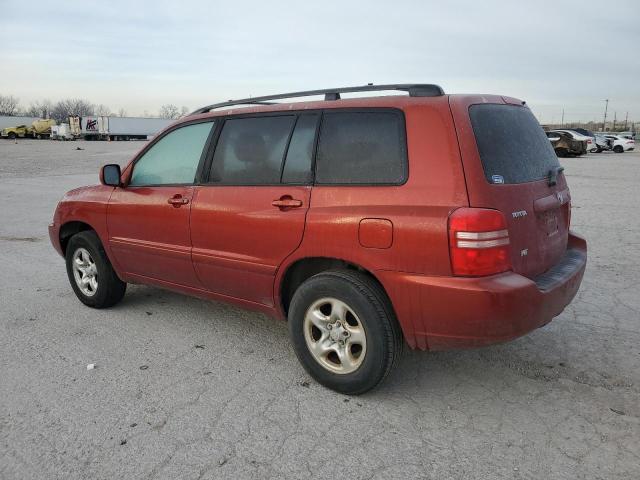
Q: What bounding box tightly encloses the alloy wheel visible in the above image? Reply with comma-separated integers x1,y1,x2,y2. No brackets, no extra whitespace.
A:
72,247,98,296
303,297,367,374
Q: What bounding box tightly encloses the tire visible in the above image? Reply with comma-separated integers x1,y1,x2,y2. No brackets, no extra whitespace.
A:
613,145,624,153
8,132,16,139
596,147,602,153
65,231,126,308
288,270,403,395
555,148,567,158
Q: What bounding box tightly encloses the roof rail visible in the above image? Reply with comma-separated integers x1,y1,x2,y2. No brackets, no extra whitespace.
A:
191,83,445,115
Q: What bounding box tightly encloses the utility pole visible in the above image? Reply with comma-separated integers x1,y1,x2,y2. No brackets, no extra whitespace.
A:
603,99,609,132
561,108,564,126
624,112,628,130
613,112,617,131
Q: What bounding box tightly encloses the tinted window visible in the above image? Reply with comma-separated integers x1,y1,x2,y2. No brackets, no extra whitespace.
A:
130,121,214,186
469,104,560,184
315,112,406,184
209,116,295,184
281,114,319,184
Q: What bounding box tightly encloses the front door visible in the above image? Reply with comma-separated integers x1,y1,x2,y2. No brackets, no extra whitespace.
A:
107,120,215,287
190,113,319,305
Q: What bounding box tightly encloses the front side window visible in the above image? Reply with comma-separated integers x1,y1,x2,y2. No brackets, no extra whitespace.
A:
315,111,407,184
209,116,295,184
129,121,214,186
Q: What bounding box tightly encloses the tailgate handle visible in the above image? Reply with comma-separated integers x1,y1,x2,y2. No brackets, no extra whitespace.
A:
534,189,569,213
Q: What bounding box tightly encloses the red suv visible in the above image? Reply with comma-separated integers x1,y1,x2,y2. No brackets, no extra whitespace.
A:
49,84,587,394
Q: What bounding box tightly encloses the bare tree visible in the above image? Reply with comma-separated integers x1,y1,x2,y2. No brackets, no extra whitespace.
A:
0,94,20,116
159,104,180,119
51,99,95,123
95,104,112,116
25,99,53,118
117,108,127,117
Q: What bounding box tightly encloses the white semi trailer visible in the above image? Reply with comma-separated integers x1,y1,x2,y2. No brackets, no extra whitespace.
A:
69,116,174,141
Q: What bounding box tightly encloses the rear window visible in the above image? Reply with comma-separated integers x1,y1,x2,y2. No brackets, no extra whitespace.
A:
315,111,407,184
469,104,560,184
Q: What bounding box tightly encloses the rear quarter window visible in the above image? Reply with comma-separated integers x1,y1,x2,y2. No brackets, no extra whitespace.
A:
469,104,560,184
315,111,407,185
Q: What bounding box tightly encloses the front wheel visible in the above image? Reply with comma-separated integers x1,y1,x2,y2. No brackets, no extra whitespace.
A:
613,145,624,153
288,270,403,395
65,231,126,308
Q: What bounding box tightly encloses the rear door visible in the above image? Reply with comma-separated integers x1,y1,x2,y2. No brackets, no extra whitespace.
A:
450,96,569,278
190,113,317,306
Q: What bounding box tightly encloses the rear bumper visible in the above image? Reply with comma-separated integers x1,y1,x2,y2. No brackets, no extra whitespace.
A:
378,232,587,351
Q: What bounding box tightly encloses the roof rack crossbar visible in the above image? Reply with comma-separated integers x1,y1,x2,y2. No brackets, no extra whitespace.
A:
191,83,444,115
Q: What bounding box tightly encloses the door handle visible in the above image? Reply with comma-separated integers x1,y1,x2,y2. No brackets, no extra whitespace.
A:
167,194,189,207
272,196,303,209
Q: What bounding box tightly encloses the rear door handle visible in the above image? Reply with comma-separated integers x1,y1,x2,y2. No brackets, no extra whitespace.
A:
272,196,303,209
167,194,189,207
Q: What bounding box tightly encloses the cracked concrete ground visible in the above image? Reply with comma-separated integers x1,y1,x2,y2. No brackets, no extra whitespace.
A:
1,139,639,479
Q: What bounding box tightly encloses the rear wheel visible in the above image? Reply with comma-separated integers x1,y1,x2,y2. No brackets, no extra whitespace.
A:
613,145,624,153
8,132,16,139
288,270,403,394
65,231,126,308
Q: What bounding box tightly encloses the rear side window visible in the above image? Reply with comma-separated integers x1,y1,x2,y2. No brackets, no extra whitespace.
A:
209,116,295,184
469,104,560,184
315,111,407,184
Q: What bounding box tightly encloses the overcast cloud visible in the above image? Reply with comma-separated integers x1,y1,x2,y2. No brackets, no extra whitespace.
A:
1,0,638,123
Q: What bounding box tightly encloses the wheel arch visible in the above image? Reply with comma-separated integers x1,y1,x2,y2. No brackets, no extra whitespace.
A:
59,220,96,255
277,256,395,320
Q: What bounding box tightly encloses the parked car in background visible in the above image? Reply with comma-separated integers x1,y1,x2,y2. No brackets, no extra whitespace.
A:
49,84,587,394
617,131,635,140
552,129,595,153
604,134,635,153
546,130,588,156
570,128,598,152
594,134,613,152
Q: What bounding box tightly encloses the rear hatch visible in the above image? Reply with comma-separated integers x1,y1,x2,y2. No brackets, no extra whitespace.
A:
449,96,570,278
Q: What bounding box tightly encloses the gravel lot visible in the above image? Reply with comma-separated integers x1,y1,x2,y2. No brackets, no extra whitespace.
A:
1,139,639,479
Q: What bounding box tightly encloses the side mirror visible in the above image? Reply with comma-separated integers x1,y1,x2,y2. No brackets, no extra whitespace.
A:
101,164,121,187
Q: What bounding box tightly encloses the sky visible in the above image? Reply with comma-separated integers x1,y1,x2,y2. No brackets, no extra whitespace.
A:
1,0,638,124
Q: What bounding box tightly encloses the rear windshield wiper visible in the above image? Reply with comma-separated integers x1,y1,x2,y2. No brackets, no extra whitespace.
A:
548,166,565,186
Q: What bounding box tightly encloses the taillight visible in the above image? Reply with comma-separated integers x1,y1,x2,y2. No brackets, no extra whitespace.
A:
448,208,512,276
